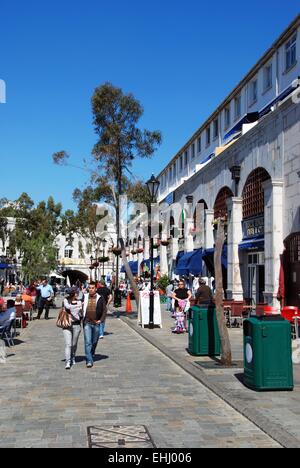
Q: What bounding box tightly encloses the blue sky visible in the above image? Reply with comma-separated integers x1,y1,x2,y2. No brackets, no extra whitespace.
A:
0,0,299,211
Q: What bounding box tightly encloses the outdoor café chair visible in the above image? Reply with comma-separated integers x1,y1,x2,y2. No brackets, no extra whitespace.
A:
0,320,15,347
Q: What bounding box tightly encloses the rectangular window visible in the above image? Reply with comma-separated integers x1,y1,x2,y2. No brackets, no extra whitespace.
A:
213,118,219,139
234,95,241,120
224,107,230,129
249,79,258,105
180,155,183,171
206,127,211,146
197,136,201,153
285,34,297,71
184,151,188,167
191,143,195,159
263,63,272,91
173,163,176,179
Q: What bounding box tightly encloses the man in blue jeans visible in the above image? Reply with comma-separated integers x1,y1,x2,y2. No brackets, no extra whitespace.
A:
83,282,107,368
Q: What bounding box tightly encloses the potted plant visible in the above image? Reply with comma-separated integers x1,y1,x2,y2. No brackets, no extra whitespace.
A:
157,275,170,303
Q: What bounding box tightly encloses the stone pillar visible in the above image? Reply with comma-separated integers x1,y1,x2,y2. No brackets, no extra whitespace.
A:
205,210,215,250
226,198,244,301
160,245,169,276
144,237,150,260
263,179,284,307
184,217,194,253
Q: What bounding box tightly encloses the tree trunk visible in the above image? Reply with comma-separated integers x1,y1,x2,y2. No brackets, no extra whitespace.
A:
214,219,232,366
119,238,140,309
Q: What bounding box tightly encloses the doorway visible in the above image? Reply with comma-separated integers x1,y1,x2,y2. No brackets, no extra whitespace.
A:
247,252,265,304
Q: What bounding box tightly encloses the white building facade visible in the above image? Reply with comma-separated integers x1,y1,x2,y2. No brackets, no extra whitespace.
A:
152,15,300,308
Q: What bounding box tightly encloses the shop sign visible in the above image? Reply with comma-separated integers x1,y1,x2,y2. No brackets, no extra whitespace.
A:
243,216,264,239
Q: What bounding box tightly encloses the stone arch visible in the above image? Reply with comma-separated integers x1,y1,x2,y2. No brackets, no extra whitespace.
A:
214,187,234,220
242,168,271,220
62,270,89,285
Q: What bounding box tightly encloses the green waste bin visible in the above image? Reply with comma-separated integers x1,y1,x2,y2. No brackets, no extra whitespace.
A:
243,316,294,391
188,306,221,356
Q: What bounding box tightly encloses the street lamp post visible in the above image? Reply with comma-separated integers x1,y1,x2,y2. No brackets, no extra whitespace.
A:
90,255,94,282
101,239,107,279
146,174,160,329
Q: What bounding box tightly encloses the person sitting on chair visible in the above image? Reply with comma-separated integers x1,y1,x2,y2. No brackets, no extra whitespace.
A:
0,299,16,328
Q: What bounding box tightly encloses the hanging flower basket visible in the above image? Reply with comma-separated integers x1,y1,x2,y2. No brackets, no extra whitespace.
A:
112,248,122,256
161,240,170,247
137,248,144,254
131,250,137,255
152,244,160,249
93,262,100,268
89,266,95,270
99,257,109,263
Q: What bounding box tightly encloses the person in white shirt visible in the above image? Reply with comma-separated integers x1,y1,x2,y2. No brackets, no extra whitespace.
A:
62,289,83,370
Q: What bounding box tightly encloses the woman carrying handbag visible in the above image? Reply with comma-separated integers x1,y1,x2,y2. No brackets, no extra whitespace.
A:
57,288,83,370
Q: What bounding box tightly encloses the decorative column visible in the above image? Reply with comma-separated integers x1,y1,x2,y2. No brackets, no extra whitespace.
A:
159,237,169,276
226,198,244,301
263,180,284,307
205,210,215,250
144,237,150,260
184,217,194,253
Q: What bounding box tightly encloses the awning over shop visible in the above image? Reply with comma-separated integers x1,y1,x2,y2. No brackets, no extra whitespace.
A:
121,261,138,275
176,249,203,276
202,245,228,272
259,81,300,118
224,113,259,142
238,236,264,251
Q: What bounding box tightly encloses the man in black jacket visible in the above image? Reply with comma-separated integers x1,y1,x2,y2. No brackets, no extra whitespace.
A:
83,282,107,368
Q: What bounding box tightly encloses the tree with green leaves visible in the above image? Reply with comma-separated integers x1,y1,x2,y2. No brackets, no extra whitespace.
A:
54,82,162,306
2,194,63,283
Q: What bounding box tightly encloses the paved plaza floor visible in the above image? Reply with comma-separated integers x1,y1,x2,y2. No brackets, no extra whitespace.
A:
0,306,280,448
123,305,300,448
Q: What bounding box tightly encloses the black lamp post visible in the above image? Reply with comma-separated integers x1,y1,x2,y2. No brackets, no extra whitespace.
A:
146,174,160,329
90,256,94,282
102,239,107,279
230,165,241,197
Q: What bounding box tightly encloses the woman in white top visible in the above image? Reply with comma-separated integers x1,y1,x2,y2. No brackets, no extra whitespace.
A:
63,289,83,370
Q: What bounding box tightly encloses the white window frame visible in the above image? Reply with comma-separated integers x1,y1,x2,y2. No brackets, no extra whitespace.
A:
234,95,241,121
213,118,219,140
64,246,74,259
184,151,188,167
224,107,230,129
197,136,201,153
191,143,195,159
263,63,272,92
249,79,258,106
285,34,297,72
206,127,211,147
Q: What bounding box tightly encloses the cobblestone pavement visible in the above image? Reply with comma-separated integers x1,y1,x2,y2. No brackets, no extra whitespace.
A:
123,306,300,448
0,308,280,448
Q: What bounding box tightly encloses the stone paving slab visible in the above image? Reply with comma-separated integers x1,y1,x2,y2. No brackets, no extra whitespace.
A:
0,306,280,448
122,306,300,448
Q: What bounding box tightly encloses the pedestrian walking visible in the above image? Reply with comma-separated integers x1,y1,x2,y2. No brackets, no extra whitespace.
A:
37,279,54,320
97,280,113,339
63,289,83,370
172,280,192,334
195,278,213,305
83,282,107,368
